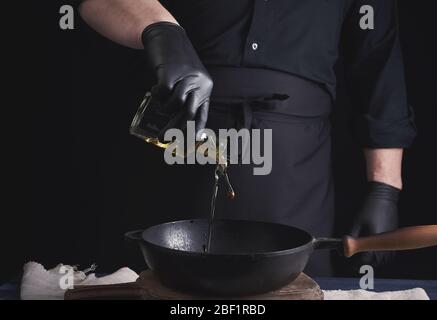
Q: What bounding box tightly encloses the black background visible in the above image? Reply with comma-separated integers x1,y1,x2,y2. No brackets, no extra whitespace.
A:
2,1,436,283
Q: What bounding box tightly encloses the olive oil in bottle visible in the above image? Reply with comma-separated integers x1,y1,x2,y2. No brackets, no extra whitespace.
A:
130,91,228,162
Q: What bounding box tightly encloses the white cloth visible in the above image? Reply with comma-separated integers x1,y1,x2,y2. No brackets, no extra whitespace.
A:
323,288,430,300
20,262,430,300
20,262,139,300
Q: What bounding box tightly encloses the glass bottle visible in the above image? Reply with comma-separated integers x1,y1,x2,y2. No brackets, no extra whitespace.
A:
129,92,233,195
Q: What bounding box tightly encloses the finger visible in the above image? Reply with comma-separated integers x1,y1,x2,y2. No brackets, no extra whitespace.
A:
161,78,198,114
360,252,376,266
151,66,180,100
195,100,209,139
158,109,186,142
158,92,204,140
176,93,198,134
379,250,396,266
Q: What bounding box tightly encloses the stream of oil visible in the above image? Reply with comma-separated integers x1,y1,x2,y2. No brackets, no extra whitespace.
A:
204,164,235,253
205,171,220,253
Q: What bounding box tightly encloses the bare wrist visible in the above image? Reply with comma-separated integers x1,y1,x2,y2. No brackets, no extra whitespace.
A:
364,148,404,190
367,174,403,190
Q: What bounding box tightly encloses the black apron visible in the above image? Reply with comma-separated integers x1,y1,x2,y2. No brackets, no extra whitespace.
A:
206,67,335,276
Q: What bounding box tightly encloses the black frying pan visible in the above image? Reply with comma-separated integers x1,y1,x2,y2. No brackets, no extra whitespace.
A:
126,219,437,296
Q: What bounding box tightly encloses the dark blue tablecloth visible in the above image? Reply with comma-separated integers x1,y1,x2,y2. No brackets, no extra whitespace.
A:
2,277,436,300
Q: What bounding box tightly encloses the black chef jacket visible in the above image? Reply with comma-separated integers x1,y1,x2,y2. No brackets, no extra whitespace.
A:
159,0,416,148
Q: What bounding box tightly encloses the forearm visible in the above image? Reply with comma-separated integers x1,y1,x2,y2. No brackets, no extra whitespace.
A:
79,0,178,49
364,149,404,190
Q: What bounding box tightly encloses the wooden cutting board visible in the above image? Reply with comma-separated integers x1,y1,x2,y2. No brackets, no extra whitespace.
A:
65,271,324,300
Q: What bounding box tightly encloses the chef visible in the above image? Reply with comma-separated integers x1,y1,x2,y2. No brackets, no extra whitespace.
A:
79,0,416,276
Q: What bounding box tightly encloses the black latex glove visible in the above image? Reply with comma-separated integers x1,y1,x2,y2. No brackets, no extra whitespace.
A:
141,22,213,138
348,181,400,268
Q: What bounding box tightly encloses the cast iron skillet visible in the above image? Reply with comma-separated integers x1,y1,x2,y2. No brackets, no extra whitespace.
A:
126,219,437,296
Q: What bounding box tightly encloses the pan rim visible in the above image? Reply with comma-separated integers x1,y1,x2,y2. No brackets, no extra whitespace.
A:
139,218,316,258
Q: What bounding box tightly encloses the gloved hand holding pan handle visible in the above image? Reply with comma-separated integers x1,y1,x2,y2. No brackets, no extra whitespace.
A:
340,225,437,257
314,224,437,256
347,181,400,268
141,22,213,139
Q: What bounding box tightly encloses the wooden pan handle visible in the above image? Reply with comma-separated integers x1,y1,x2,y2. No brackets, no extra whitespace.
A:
343,225,437,258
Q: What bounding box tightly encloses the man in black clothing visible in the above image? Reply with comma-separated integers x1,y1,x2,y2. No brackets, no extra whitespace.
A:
79,0,416,276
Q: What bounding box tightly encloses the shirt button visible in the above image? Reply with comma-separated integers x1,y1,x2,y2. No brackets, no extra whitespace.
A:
251,42,259,51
